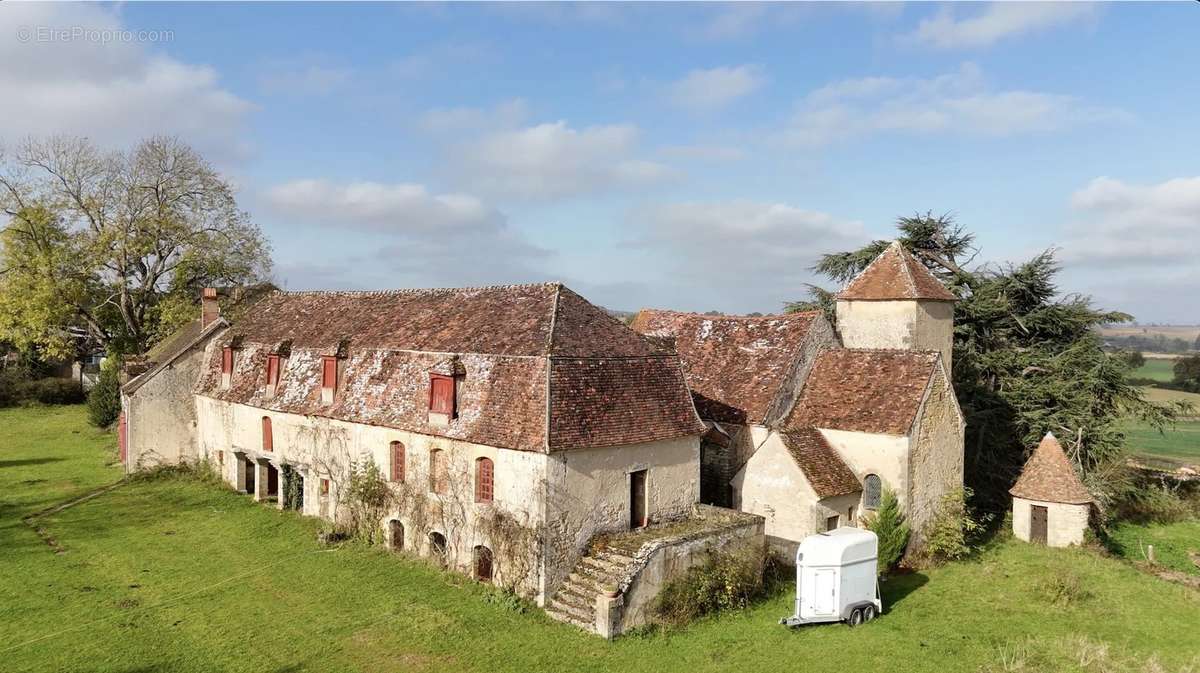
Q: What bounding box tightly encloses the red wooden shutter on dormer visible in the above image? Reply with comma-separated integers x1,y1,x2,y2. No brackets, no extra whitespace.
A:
429,375,455,416
321,356,337,390
221,346,233,374
266,354,280,386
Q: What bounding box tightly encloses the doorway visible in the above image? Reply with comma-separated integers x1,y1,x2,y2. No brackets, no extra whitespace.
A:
266,463,279,501
630,469,647,529
389,520,404,551
242,456,256,495
1030,505,1048,544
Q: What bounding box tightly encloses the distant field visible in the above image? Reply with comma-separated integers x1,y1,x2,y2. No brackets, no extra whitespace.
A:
1099,324,1200,341
1138,386,1200,411
1121,417,1200,468
1132,359,1178,382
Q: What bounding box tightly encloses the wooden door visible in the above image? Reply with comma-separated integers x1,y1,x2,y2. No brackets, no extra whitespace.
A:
630,470,647,529
1030,505,1048,544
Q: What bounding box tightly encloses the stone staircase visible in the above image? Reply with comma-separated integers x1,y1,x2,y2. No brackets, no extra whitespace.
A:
545,545,638,632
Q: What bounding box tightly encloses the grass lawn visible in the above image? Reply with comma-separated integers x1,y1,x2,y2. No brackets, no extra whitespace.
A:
1108,520,1200,577
4,406,1200,673
1132,359,1177,383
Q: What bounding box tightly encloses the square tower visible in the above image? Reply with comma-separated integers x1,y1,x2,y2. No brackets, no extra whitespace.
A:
834,241,956,371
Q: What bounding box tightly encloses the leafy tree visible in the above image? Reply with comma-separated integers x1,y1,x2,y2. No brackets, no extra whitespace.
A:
1173,354,1200,392
87,356,121,428
863,488,909,573
1123,350,1146,369
0,136,271,358
789,213,1185,508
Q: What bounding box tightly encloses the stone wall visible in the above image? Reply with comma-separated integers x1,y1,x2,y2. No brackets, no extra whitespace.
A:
195,395,550,598
1012,497,1090,547
906,366,965,546
543,435,700,600
602,506,764,637
123,336,217,471
819,428,910,508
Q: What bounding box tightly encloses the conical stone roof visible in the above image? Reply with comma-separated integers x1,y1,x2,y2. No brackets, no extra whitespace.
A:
1010,433,1093,505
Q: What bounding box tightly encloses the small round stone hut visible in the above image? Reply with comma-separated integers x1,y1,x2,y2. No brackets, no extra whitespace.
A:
1010,432,1093,547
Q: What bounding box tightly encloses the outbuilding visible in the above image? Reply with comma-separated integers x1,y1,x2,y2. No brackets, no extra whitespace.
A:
1010,433,1093,547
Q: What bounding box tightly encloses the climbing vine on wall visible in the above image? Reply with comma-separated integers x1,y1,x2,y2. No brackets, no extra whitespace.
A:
281,464,304,511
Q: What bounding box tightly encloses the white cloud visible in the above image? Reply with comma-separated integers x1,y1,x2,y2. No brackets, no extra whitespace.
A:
265,179,550,287
390,42,491,80
784,62,1128,147
657,144,748,162
447,121,676,200
626,200,868,312
667,65,766,111
0,3,254,161
1062,176,1200,268
903,2,1098,49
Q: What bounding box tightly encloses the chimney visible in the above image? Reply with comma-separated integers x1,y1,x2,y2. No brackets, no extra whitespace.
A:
201,288,220,328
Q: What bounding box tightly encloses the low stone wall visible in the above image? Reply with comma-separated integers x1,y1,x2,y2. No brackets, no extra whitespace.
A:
596,504,764,638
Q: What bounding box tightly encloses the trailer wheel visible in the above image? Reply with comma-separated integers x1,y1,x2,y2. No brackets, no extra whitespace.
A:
848,607,864,627
862,605,877,622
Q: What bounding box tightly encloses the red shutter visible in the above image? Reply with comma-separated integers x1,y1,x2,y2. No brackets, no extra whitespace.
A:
117,412,127,464
475,458,493,503
266,354,280,386
221,347,233,374
262,417,273,452
390,441,405,483
321,478,330,496
321,356,338,390
429,375,455,416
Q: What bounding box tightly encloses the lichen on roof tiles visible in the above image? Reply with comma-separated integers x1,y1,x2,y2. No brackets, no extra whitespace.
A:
838,241,957,302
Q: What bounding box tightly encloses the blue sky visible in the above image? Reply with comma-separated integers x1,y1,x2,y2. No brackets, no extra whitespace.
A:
2,2,1198,321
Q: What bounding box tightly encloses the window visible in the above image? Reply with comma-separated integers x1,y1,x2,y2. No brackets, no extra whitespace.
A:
863,474,882,510
221,346,234,374
429,449,446,494
266,354,281,388
320,478,330,496
474,545,494,582
390,441,405,483
826,515,840,532
261,417,273,452
321,356,338,394
475,457,494,503
429,374,456,417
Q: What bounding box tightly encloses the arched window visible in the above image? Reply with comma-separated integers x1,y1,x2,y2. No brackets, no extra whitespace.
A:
261,417,273,452
429,449,446,494
390,441,405,483
475,457,494,503
864,474,882,510
389,520,404,551
428,531,447,566
474,545,494,582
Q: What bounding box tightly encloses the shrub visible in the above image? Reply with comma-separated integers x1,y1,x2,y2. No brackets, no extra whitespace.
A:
863,487,910,573
919,487,991,566
1038,567,1092,607
343,460,394,544
651,543,778,626
0,370,85,407
1112,484,1200,525
87,358,122,428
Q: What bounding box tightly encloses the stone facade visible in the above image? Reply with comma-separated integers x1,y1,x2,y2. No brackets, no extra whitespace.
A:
906,366,967,543
835,299,954,371
1012,497,1090,547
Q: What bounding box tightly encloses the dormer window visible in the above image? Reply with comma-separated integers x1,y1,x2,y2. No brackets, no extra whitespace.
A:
429,374,456,418
321,356,338,404
221,346,234,388
265,354,281,393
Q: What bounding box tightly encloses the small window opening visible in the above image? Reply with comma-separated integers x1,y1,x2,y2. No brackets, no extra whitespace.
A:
475,457,494,503
390,441,405,483
474,545,494,582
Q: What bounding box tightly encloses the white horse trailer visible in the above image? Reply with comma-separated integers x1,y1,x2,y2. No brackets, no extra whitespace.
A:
780,528,882,627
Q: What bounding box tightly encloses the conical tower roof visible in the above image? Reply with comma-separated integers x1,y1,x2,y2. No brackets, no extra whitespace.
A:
1009,433,1093,505
838,241,957,302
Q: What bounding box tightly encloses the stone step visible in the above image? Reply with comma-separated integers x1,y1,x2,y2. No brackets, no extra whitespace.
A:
596,548,638,564
545,605,594,632
554,584,595,612
580,555,626,575
548,594,594,624
567,570,608,593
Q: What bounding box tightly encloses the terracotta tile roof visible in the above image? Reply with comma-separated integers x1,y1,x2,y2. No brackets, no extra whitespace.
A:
548,357,705,450
629,309,820,424
781,427,862,499
838,241,957,302
1010,433,1093,504
787,349,940,435
194,283,700,453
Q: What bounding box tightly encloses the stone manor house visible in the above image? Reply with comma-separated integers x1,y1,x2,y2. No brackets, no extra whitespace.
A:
120,242,964,622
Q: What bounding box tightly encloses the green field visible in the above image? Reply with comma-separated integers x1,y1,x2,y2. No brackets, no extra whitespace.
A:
1132,359,1178,382
1121,418,1200,468
1108,520,1200,577
3,406,1200,673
